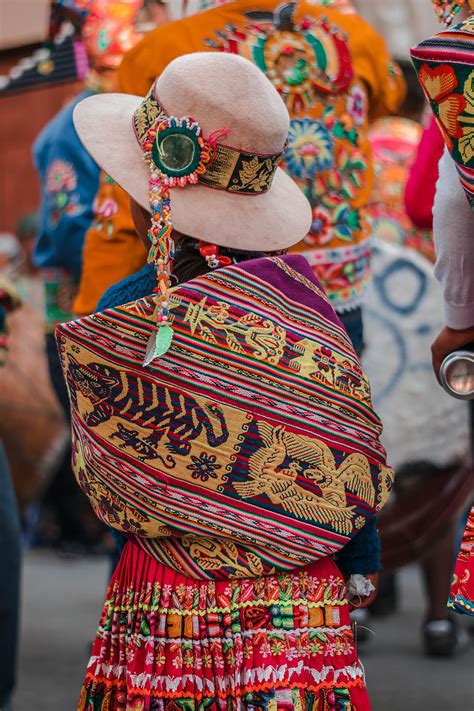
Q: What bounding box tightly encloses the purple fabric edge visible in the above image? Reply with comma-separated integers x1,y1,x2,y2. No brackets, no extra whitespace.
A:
237,254,340,327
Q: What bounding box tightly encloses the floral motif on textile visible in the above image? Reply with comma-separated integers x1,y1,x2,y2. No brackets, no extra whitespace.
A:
45,160,84,228
411,17,474,208
92,173,119,237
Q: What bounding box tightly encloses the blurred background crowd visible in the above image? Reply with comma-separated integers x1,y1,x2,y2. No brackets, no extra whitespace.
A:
0,1,472,709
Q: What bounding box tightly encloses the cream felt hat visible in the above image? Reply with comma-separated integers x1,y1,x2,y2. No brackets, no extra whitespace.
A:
73,52,312,252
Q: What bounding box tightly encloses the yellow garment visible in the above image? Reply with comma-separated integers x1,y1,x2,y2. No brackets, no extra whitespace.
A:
76,0,405,314
73,175,147,316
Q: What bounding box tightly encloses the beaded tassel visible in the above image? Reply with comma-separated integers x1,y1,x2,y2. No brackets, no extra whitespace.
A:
143,170,175,365
432,0,466,24
140,114,226,365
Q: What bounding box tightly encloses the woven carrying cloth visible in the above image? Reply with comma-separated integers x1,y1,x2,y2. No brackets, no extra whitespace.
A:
411,16,474,210
57,255,393,580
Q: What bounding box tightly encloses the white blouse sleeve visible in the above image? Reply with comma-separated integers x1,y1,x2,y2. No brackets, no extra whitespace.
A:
433,149,474,330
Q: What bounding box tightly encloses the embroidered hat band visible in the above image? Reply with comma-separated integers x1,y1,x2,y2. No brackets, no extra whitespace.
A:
133,88,284,195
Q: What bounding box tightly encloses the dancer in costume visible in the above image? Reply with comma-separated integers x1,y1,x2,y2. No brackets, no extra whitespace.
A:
59,52,394,709
411,0,474,617
73,0,405,357
73,0,393,638
33,0,162,548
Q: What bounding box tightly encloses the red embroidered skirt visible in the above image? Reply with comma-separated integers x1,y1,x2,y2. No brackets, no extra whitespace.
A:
449,505,474,616
78,541,371,710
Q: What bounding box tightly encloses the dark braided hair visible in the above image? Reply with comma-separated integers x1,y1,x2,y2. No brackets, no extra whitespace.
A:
172,235,284,285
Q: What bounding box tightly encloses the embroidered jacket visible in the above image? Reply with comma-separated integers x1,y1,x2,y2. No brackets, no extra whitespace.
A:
73,0,405,316
33,90,101,329
73,174,148,316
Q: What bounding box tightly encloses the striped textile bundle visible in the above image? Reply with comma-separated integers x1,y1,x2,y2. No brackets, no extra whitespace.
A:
411,17,474,210
57,255,393,579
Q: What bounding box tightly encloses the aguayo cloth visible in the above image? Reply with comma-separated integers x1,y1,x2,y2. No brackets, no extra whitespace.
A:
78,540,371,710
411,16,474,210
449,506,474,616
58,255,392,580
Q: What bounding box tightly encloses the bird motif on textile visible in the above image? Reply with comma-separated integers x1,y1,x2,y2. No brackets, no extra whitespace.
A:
234,421,381,535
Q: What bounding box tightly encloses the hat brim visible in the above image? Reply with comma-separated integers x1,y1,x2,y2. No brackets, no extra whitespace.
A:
73,93,312,251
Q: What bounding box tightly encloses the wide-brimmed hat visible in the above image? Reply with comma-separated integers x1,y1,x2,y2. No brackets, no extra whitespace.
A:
73,51,312,251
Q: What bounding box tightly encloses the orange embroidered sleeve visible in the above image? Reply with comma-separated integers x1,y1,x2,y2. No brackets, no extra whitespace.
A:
73,176,147,316
118,20,195,97
351,20,406,121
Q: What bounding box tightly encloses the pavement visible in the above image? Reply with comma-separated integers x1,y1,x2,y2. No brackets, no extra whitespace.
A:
13,550,474,711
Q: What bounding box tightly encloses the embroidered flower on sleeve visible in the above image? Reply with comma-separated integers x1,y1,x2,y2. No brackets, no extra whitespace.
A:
346,84,366,128
285,118,334,179
45,159,84,227
46,159,77,193
417,64,466,151
307,206,333,246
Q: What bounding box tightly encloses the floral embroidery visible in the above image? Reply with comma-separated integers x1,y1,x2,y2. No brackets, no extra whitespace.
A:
46,160,77,193
308,206,333,246
346,85,366,127
186,452,222,482
92,174,119,237
332,204,363,241
205,4,383,308
45,160,84,227
286,119,334,178
417,64,466,150
411,18,474,207
329,143,367,202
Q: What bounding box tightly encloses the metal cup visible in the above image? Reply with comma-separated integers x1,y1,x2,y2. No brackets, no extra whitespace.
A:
439,347,474,400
